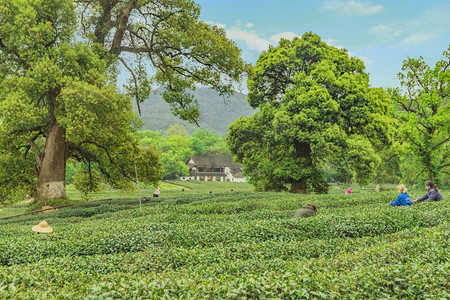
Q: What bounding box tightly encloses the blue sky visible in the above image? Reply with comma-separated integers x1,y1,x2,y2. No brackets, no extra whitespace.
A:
195,0,450,90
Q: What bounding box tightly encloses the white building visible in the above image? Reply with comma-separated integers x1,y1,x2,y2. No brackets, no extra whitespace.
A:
180,156,246,182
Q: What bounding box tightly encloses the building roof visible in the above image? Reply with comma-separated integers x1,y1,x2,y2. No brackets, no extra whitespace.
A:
187,156,242,169
230,170,244,178
188,172,226,177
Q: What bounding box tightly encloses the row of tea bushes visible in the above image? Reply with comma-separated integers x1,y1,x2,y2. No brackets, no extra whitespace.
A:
0,191,448,298
1,223,448,298
0,198,447,265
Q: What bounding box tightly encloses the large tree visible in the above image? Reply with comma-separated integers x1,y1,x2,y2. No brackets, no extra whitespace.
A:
390,45,450,183
227,33,393,193
0,0,246,201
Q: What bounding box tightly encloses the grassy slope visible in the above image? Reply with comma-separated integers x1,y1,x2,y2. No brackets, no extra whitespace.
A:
0,186,448,298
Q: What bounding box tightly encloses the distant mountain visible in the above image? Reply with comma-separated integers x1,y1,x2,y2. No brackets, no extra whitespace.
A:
135,88,256,136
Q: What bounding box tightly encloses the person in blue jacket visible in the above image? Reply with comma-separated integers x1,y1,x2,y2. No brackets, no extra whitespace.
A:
391,184,412,206
413,180,444,204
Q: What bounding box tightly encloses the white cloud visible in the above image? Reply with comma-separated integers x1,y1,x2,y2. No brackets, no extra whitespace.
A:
323,38,338,45
204,20,226,29
321,1,384,16
269,32,300,43
369,24,404,38
226,28,270,52
399,33,436,45
357,55,372,65
323,38,346,50
369,24,389,35
204,20,270,52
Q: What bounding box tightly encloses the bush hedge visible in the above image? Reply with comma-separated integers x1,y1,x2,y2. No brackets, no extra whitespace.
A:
0,191,448,298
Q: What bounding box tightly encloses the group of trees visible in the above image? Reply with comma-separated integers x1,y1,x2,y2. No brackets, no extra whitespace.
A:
0,0,245,203
65,126,229,186
136,126,229,179
227,33,394,193
227,33,449,193
0,0,448,202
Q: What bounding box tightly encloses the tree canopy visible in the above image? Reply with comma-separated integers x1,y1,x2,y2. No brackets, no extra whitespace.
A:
390,46,450,184
227,33,393,193
0,0,246,202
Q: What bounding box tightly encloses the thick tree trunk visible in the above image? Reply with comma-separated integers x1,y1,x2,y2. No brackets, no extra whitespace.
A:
375,179,381,192
429,172,435,183
290,181,307,194
290,140,311,194
37,122,67,200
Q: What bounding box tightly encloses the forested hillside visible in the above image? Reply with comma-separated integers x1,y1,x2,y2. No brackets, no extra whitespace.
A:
136,88,255,136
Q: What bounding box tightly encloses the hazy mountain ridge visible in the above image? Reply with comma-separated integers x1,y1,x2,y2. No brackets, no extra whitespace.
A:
135,88,255,136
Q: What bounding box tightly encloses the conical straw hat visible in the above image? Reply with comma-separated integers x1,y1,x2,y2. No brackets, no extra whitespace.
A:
32,220,53,233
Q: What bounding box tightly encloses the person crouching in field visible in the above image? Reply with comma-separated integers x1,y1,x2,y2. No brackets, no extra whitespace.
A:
293,204,317,218
391,184,412,206
153,187,160,198
413,180,444,204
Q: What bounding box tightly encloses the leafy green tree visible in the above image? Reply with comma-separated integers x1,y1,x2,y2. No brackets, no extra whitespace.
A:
390,45,450,184
190,129,227,156
157,135,192,179
166,124,189,137
137,130,163,148
371,145,401,191
228,33,393,193
76,0,247,121
159,150,190,179
0,0,245,202
73,167,102,197
65,161,76,184
204,140,231,156
0,153,36,202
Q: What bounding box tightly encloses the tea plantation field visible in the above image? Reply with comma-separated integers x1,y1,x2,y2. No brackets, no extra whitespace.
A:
0,191,448,298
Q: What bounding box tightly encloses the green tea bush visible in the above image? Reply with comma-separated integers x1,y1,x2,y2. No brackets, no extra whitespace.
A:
0,191,448,298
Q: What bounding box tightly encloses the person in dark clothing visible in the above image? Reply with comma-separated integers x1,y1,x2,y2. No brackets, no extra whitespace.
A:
292,204,317,218
413,180,444,204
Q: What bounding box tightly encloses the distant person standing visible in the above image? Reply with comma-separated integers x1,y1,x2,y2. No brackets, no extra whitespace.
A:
293,204,317,219
345,187,352,195
153,187,161,198
413,181,444,204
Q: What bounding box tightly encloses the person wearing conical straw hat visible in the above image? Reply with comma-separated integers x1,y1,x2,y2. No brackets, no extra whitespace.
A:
32,220,53,233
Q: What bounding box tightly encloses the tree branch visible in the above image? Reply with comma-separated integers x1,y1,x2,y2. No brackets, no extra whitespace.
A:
432,137,450,150
109,0,138,55
28,139,43,175
118,57,141,115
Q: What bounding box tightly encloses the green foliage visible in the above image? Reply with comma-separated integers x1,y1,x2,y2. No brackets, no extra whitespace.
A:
134,128,231,179
0,0,162,201
0,153,35,203
390,45,450,184
373,145,402,188
136,130,164,148
0,191,448,298
73,168,101,197
65,161,76,184
157,135,192,179
345,135,382,185
228,33,393,193
77,1,247,124
165,124,189,137
191,129,229,156
0,0,246,202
